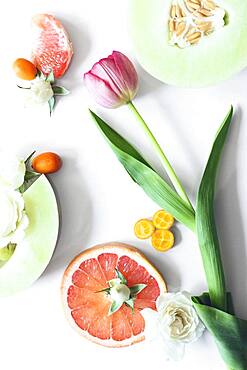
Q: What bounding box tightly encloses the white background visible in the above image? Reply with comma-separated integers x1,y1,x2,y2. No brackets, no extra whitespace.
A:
0,1,247,369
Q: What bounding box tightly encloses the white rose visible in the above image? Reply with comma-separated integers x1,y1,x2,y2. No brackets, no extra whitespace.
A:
25,79,53,106
0,187,29,248
142,292,205,361
0,151,26,189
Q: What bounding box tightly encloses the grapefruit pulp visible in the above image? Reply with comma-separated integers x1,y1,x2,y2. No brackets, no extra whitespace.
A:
61,243,167,347
31,14,73,78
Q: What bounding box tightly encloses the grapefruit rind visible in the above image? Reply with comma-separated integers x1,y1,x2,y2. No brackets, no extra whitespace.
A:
61,243,167,347
0,175,59,296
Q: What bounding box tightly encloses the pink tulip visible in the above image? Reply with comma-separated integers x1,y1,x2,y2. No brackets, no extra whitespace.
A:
84,51,138,108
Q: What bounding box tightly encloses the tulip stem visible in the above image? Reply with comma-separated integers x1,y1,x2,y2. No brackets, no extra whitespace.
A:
128,101,194,212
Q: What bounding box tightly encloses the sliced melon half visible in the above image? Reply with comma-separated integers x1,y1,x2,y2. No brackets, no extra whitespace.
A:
129,0,247,87
0,175,59,296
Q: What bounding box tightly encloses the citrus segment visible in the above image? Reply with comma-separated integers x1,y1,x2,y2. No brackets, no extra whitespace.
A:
61,243,167,347
31,14,73,78
134,218,155,239
152,229,175,252
153,210,174,230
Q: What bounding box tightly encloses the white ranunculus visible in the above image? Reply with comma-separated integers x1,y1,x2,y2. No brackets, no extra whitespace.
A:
0,151,26,189
25,79,54,106
142,292,205,361
0,187,29,248
110,283,130,305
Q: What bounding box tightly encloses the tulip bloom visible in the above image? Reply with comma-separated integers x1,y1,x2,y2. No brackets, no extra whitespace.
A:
84,51,193,211
84,51,138,108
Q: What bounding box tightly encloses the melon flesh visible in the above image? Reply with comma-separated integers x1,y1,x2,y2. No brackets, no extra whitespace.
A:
129,0,247,87
0,175,59,296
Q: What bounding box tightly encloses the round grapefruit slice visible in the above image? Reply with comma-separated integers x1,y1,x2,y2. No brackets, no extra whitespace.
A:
31,14,73,78
61,242,167,347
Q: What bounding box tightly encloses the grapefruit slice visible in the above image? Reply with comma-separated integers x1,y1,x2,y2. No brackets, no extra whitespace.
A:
61,243,167,347
31,14,73,78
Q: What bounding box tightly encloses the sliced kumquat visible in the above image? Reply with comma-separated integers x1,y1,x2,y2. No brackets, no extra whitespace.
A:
151,229,174,252
134,219,155,240
153,210,174,230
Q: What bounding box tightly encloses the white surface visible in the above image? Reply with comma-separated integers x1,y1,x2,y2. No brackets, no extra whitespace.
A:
0,1,246,370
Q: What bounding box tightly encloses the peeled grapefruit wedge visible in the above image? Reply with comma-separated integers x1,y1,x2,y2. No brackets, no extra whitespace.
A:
31,14,73,78
61,243,167,347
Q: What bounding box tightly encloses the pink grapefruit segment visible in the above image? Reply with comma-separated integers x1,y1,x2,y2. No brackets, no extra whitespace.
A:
31,14,73,78
61,243,167,347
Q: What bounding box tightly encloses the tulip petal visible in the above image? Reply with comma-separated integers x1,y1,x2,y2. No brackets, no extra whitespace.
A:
111,51,138,99
84,72,123,109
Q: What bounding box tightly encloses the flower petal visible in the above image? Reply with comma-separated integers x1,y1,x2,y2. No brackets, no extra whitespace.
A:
84,72,123,109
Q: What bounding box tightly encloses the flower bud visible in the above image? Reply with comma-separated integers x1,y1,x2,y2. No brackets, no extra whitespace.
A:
84,51,138,108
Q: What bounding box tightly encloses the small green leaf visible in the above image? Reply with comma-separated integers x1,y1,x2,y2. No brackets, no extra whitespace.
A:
52,86,70,96
125,299,135,312
48,96,56,116
95,287,111,294
109,300,123,315
25,151,36,167
19,171,41,193
37,69,46,79
129,284,147,298
17,85,31,89
115,269,127,284
46,69,55,83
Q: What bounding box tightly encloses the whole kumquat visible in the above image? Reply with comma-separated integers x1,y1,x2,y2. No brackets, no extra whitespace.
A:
32,152,62,174
13,58,37,80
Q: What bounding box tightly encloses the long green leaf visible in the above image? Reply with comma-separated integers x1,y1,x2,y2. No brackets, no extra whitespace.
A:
90,110,195,231
193,294,247,370
196,107,233,311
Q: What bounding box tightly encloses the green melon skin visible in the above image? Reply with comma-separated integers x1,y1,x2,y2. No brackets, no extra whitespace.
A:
129,0,247,87
0,175,59,296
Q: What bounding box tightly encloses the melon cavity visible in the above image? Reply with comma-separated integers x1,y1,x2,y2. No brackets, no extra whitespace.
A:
129,0,247,87
168,0,226,48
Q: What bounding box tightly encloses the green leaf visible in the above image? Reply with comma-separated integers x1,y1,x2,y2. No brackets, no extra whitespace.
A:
89,110,195,231
52,86,70,96
196,106,233,311
115,268,127,285
37,69,46,79
48,96,56,116
19,170,41,194
95,287,111,294
109,300,123,315
193,294,247,370
24,151,36,168
46,70,55,84
125,298,135,312
129,284,147,298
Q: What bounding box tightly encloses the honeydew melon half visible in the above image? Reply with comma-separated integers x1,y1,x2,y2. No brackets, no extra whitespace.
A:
129,0,247,87
0,175,59,296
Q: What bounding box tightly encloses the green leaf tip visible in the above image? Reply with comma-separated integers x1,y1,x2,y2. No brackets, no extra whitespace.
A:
196,107,234,311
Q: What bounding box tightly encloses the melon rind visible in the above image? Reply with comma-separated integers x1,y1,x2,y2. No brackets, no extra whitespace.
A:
129,0,247,87
0,175,59,296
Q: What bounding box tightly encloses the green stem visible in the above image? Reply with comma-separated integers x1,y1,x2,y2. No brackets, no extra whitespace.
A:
128,101,194,212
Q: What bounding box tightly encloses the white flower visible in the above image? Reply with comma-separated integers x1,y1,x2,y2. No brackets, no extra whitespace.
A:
110,283,130,305
25,79,53,107
0,151,26,189
0,186,29,248
142,292,205,361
